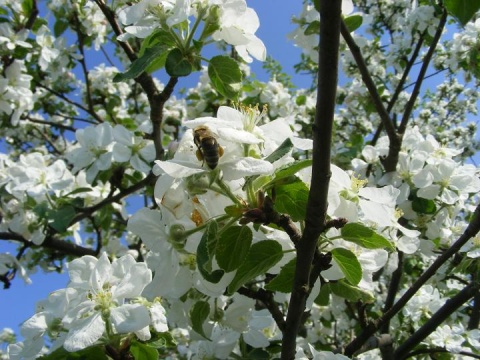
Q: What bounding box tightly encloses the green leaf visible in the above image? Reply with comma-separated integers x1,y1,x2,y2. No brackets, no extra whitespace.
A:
130,340,159,360
139,29,177,56
145,52,169,75
274,180,309,221
264,138,294,163
246,349,271,360
190,300,211,339
165,48,193,77
329,279,374,303
216,225,252,272
331,248,362,285
273,159,312,182
227,240,283,295
63,187,92,197
224,205,245,218
147,332,177,349
114,44,168,82
341,223,395,251
208,55,243,99
315,283,331,306
21,0,33,14
48,205,76,233
197,221,224,283
38,346,108,360
265,257,296,293
304,20,320,36
343,14,363,32
411,196,436,214
445,0,480,26
53,19,68,37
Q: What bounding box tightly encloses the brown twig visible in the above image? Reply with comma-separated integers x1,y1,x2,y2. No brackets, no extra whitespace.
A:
397,8,448,135
345,203,480,356
0,232,97,257
340,20,396,147
394,282,480,359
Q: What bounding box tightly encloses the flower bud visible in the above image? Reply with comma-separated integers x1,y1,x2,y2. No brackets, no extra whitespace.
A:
168,224,187,251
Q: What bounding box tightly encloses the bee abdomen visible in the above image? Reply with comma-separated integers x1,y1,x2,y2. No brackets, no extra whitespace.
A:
202,139,220,169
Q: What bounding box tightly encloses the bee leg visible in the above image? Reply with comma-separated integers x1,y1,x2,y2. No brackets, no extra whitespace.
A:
196,149,205,166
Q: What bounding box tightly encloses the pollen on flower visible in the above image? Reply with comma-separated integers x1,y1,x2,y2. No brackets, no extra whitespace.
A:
234,102,268,131
350,174,368,192
395,208,404,220
191,208,203,226
180,254,197,270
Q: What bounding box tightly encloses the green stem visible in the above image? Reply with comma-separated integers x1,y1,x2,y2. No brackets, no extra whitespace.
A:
214,177,243,206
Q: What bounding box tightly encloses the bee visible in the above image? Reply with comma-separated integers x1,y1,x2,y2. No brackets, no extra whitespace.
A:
193,125,224,169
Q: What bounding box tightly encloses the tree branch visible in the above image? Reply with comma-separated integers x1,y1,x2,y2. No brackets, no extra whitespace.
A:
237,286,286,332
0,232,96,257
344,203,480,356
70,173,155,225
281,0,341,358
340,20,396,145
397,7,447,135
394,282,480,359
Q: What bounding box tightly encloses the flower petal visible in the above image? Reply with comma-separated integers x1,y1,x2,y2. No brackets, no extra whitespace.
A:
154,160,204,178
63,312,104,352
110,304,151,333
221,158,273,180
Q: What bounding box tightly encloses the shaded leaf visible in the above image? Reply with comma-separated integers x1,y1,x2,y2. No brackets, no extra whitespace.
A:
165,48,192,77
341,223,395,251
264,138,294,163
330,279,374,303
445,0,480,26
273,159,312,182
274,180,309,221
331,248,362,285
315,283,331,306
190,301,210,340
48,205,76,233
208,55,242,99
130,340,159,360
216,226,252,272
344,14,363,32
227,240,283,294
114,44,168,82
265,257,296,293
197,221,224,283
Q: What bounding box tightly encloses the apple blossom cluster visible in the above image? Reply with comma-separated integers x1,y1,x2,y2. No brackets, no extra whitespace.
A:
7,253,168,359
1,103,405,358
117,0,266,63
353,126,480,251
436,16,480,80
1,0,480,359
123,105,407,357
289,1,479,158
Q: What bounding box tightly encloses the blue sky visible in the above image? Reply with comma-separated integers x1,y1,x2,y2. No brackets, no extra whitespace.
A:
1,1,308,342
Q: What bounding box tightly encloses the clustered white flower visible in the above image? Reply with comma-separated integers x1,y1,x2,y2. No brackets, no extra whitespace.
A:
117,0,266,63
1,0,480,359
7,253,167,359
